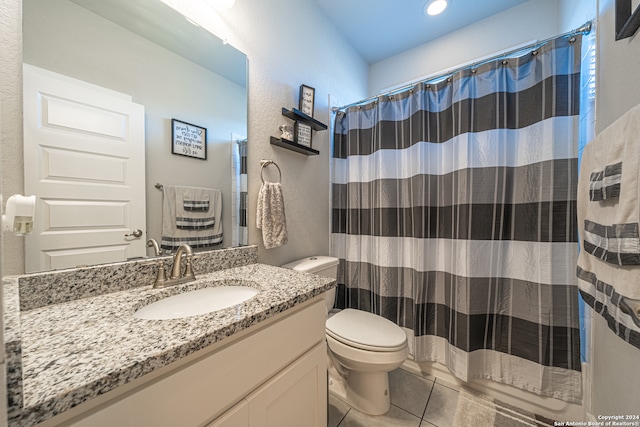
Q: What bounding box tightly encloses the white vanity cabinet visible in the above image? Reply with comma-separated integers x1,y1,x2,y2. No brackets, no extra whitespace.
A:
208,343,326,427
41,297,327,427
246,343,325,427
207,400,248,427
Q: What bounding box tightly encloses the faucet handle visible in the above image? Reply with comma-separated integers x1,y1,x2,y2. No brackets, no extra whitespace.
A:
154,260,168,287
184,256,196,280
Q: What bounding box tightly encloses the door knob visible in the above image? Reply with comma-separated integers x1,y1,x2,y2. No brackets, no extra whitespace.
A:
125,229,143,238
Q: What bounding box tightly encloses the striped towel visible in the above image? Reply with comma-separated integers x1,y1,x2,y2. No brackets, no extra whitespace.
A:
161,185,223,250
176,188,214,230
589,161,622,201
577,103,640,349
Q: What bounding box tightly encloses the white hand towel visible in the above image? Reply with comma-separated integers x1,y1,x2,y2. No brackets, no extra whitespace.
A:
257,182,288,249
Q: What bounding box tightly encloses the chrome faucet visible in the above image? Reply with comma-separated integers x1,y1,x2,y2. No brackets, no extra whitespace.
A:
151,243,196,288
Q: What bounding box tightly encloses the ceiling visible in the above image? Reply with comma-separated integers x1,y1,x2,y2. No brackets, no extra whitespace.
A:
312,0,530,64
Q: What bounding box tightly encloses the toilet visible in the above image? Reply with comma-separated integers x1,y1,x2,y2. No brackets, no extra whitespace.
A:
282,256,408,416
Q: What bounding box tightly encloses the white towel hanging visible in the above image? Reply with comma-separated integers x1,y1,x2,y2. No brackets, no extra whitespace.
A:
257,181,288,249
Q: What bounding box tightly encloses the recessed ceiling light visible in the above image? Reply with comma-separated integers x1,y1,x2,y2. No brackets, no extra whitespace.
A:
424,0,450,16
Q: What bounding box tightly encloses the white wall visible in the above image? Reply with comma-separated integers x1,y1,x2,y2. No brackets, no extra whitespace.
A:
160,0,369,267
0,0,23,281
596,0,640,131
368,0,562,96
0,1,15,425
0,4,7,421
559,0,597,32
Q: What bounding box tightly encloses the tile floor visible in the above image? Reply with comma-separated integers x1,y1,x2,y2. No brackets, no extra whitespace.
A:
328,368,460,427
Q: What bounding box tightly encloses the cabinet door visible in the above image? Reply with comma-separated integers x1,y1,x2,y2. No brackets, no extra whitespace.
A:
247,343,326,427
207,400,248,427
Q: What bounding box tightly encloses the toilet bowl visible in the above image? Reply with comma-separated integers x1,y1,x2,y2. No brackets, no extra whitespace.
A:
282,256,409,416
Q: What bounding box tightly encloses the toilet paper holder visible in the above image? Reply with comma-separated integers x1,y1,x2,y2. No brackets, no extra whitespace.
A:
2,194,36,236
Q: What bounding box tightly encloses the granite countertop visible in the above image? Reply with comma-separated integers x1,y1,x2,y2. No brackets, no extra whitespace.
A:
8,262,334,426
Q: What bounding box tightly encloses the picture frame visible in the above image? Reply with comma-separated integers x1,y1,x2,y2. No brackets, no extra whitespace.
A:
171,119,207,160
299,84,315,117
615,0,640,40
295,122,313,148
616,0,640,41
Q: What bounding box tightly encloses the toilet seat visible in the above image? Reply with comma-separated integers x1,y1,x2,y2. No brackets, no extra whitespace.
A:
325,308,407,352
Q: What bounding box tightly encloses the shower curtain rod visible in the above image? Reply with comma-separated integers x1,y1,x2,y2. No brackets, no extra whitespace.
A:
332,20,593,113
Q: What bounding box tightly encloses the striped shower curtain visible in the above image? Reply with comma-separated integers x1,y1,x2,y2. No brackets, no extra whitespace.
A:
232,138,248,246
331,36,583,402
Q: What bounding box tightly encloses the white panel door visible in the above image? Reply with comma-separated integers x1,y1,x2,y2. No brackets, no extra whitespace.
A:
23,64,146,272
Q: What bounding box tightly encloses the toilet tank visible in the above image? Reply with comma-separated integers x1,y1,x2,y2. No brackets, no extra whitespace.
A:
282,256,339,278
282,256,339,313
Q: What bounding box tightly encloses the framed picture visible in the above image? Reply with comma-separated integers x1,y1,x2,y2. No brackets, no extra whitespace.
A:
295,122,313,147
299,84,315,117
171,119,207,160
615,0,640,40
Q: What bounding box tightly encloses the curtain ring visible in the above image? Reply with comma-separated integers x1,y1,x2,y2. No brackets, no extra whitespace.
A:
569,36,576,44
471,68,477,74
502,59,508,65
532,50,539,56
260,160,282,184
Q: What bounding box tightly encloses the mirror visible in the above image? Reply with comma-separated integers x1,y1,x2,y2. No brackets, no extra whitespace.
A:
22,0,248,273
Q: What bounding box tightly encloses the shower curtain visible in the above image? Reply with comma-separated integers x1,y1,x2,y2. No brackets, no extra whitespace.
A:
331,36,583,402
232,138,248,246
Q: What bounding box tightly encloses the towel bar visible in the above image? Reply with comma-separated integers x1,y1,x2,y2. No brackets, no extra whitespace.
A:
260,160,282,184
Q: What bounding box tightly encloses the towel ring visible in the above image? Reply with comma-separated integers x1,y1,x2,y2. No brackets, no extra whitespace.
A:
260,160,282,184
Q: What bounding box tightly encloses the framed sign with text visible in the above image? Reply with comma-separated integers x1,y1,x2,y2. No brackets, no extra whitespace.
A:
295,122,313,148
299,84,315,117
171,119,207,160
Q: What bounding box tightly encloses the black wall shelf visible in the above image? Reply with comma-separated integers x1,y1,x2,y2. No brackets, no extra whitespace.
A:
270,107,327,155
270,137,319,156
281,108,327,131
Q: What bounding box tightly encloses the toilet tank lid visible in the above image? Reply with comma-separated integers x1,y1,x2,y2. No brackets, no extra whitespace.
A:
282,256,339,273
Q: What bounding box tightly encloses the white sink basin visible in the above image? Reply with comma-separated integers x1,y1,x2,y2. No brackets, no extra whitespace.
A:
134,285,259,320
